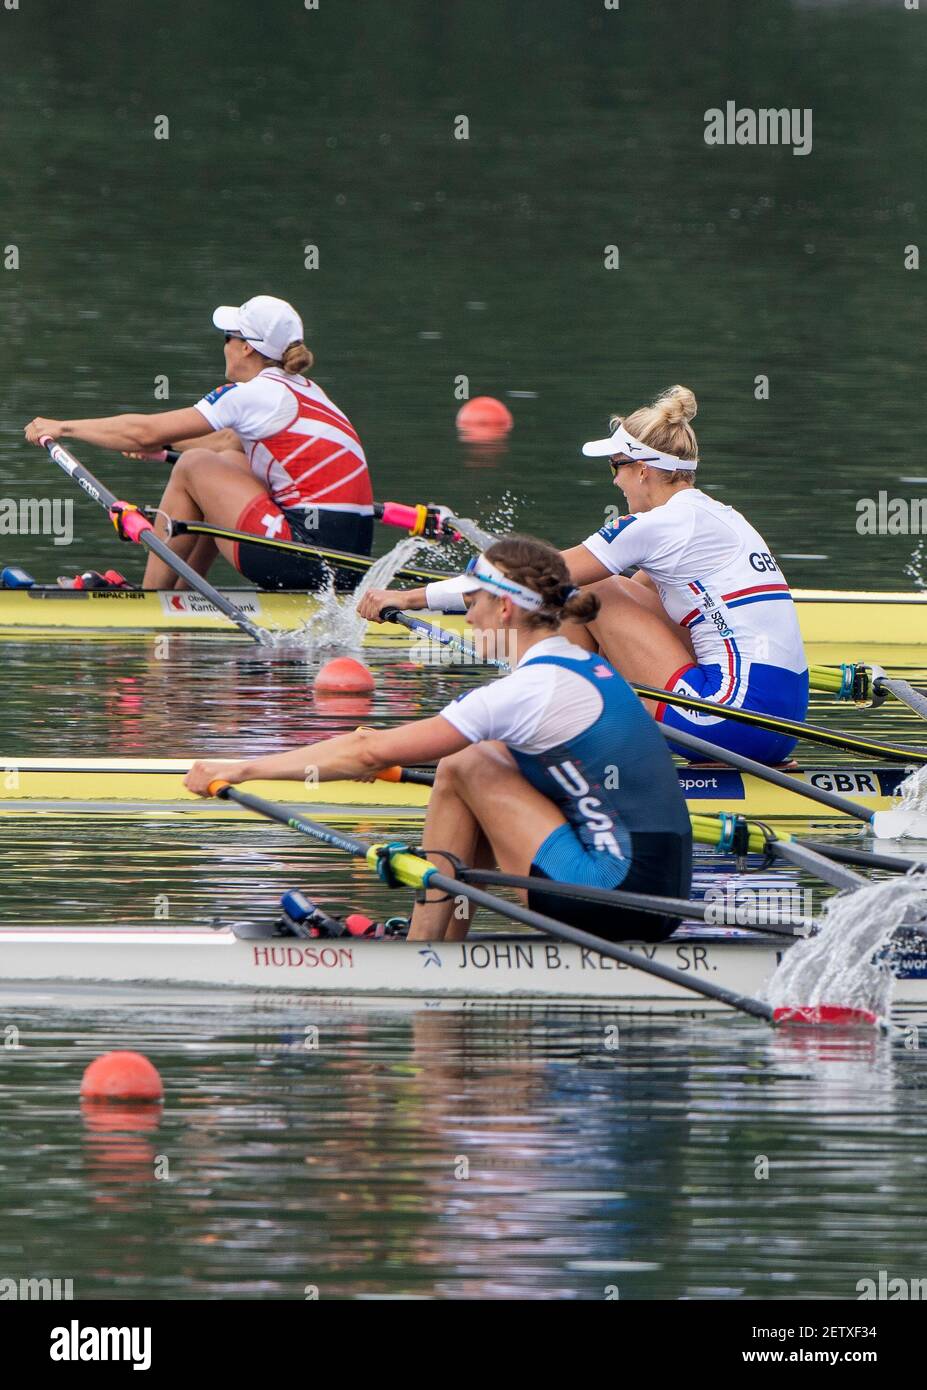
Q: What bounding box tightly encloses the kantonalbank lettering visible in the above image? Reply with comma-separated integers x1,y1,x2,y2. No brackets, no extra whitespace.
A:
252,945,354,969
547,759,625,857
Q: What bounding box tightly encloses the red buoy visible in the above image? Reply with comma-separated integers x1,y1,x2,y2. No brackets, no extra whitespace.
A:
313,657,376,693
456,396,514,442
80,1051,164,1101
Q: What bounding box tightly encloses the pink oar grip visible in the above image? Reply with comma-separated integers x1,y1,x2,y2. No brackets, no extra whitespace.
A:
111,505,154,543
379,501,423,530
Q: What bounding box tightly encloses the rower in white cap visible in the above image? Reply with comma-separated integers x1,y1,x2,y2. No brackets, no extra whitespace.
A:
25,295,373,591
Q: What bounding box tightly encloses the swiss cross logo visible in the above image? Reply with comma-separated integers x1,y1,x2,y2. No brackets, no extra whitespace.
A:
261,513,285,537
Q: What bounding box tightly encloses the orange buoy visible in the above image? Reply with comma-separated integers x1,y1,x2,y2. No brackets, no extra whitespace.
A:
80,1051,164,1102
456,396,514,442
313,657,376,693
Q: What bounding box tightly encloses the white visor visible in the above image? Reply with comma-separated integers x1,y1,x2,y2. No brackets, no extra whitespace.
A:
582,420,696,472
457,556,547,612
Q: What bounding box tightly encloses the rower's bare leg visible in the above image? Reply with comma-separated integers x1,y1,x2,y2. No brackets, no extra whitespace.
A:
141,449,270,589
559,571,678,653
585,575,696,712
169,535,219,590
408,742,565,942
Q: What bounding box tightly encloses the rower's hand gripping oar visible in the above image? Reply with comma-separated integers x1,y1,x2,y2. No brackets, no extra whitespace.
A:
40,437,271,645
203,778,878,1028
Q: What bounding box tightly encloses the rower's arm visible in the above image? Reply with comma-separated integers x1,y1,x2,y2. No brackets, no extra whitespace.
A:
171,427,241,453
184,718,469,794
56,407,212,452
560,543,612,585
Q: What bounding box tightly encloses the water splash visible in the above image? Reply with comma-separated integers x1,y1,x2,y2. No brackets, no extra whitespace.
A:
447,515,498,551
763,872,927,1019
277,537,437,652
887,763,927,818
904,541,927,591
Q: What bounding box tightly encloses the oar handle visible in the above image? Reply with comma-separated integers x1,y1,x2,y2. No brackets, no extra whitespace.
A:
375,502,461,540
375,766,435,786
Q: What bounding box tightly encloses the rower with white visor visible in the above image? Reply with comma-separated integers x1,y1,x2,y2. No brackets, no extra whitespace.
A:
358,385,809,766
187,536,692,944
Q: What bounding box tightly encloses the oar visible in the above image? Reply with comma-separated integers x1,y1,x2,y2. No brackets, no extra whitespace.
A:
633,683,926,764
160,519,448,585
662,724,927,839
154,449,461,543
380,606,510,669
455,868,811,937
41,438,271,645
812,662,927,721
381,607,927,769
202,779,877,1026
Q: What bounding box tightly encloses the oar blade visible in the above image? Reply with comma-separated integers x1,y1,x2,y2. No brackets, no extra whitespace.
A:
772,1003,880,1029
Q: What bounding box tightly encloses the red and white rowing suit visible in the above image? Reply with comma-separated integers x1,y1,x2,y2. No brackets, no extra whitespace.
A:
193,368,373,585
582,488,809,762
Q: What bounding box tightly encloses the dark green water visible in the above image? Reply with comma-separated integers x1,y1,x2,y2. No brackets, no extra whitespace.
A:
2,0,927,1303
2,0,926,588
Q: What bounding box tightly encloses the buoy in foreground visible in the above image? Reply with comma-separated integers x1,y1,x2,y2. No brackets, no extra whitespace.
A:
456,396,514,442
80,1051,164,1101
313,657,375,693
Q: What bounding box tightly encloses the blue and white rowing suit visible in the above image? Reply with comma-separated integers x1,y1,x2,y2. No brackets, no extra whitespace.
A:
440,636,692,942
582,489,809,764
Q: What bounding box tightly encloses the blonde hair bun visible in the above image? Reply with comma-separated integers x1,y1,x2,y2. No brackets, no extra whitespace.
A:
654,385,697,426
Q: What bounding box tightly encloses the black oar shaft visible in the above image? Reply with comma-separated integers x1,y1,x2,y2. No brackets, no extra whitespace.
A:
766,839,867,891
659,725,873,824
170,520,445,584
42,438,269,644
461,869,806,936
875,675,927,721
211,781,774,1019
423,871,774,1020
214,784,370,855
635,683,926,764
797,839,927,874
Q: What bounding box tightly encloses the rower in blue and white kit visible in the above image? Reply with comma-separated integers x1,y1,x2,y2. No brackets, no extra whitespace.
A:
184,536,692,943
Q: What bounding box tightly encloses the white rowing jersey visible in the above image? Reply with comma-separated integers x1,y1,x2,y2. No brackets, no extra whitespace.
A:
194,368,373,516
582,488,807,707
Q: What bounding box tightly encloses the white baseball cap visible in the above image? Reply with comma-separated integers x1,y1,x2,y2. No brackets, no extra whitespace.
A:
212,295,304,361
